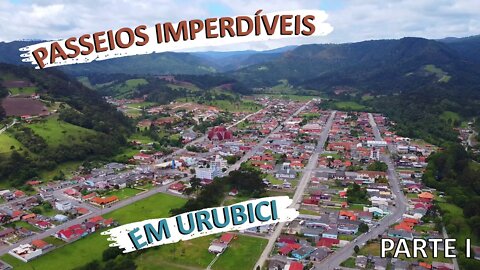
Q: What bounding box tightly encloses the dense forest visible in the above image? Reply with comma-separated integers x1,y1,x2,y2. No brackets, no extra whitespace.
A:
422,144,480,270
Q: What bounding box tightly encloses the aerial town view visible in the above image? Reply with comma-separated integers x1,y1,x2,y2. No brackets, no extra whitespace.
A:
0,1,480,270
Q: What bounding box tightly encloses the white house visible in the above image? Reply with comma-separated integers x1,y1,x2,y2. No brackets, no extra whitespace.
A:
8,244,42,262
55,201,72,211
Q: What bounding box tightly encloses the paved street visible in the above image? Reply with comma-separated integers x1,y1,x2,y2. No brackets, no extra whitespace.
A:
0,180,178,255
0,118,17,135
254,110,336,269
160,106,269,163
226,101,312,174
0,105,269,256
311,113,408,270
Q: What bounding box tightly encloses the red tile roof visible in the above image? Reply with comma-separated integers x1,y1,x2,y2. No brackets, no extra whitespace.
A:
220,233,234,244
31,239,49,249
289,262,304,270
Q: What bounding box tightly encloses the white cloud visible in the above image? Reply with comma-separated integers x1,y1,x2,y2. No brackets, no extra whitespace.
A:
1,0,479,51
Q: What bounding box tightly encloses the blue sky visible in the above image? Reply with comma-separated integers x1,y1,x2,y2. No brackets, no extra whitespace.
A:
1,0,479,51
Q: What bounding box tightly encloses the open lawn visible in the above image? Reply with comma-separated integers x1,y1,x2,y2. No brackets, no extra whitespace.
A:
104,193,186,224
338,234,356,241
361,94,374,101
77,76,93,89
299,208,320,216
224,196,249,206
136,235,217,270
334,101,368,111
236,120,251,130
125,102,157,110
264,174,283,185
256,94,320,101
113,146,140,162
1,193,186,270
1,231,111,270
438,202,479,248
340,257,356,268
44,236,66,247
424,64,451,83
212,235,267,270
8,86,37,95
1,192,266,270
0,133,24,154
321,152,342,159
129,133,153,144
112,78,148,98
28,116,96,147
439,111,461,126
207,99,260,112
5,221,40,232
266,189,294,198
104,188,142,200
123,102,156,117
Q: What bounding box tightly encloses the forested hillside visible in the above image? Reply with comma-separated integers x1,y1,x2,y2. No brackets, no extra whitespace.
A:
0,63,133,187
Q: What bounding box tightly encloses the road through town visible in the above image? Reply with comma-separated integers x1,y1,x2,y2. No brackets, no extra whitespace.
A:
311,114,408,270
0,104,270,256
226,101,312,174
254,110,336,270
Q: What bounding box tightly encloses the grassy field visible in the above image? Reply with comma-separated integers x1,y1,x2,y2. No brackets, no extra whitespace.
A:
299,209,320,216
44,236,67,247
1,230,110,270
129,133,153,144
439,111,461,126
212,235,267,270
424,64,451,83
255,94,320,101
1,193,186,270
125,102,157,110
5,221,40,232
76,76,93,89
334,101,368,111
361,94,374,101
0,133,24,154
135,235,217,270
224,196,250,206
174,94,260,112
1,192,267,270
104,193,186,224
28,116,96,147
8,86,37,95
111,78,148,98
207,99,260,112
264,174,283,185
438,202,478,248
104,188,142,200
340,257,356,268
321,152,342,159
112,146,141,163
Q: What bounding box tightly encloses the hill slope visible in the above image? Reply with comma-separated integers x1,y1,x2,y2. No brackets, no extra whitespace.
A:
0,63,133,186
232,37,480,94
